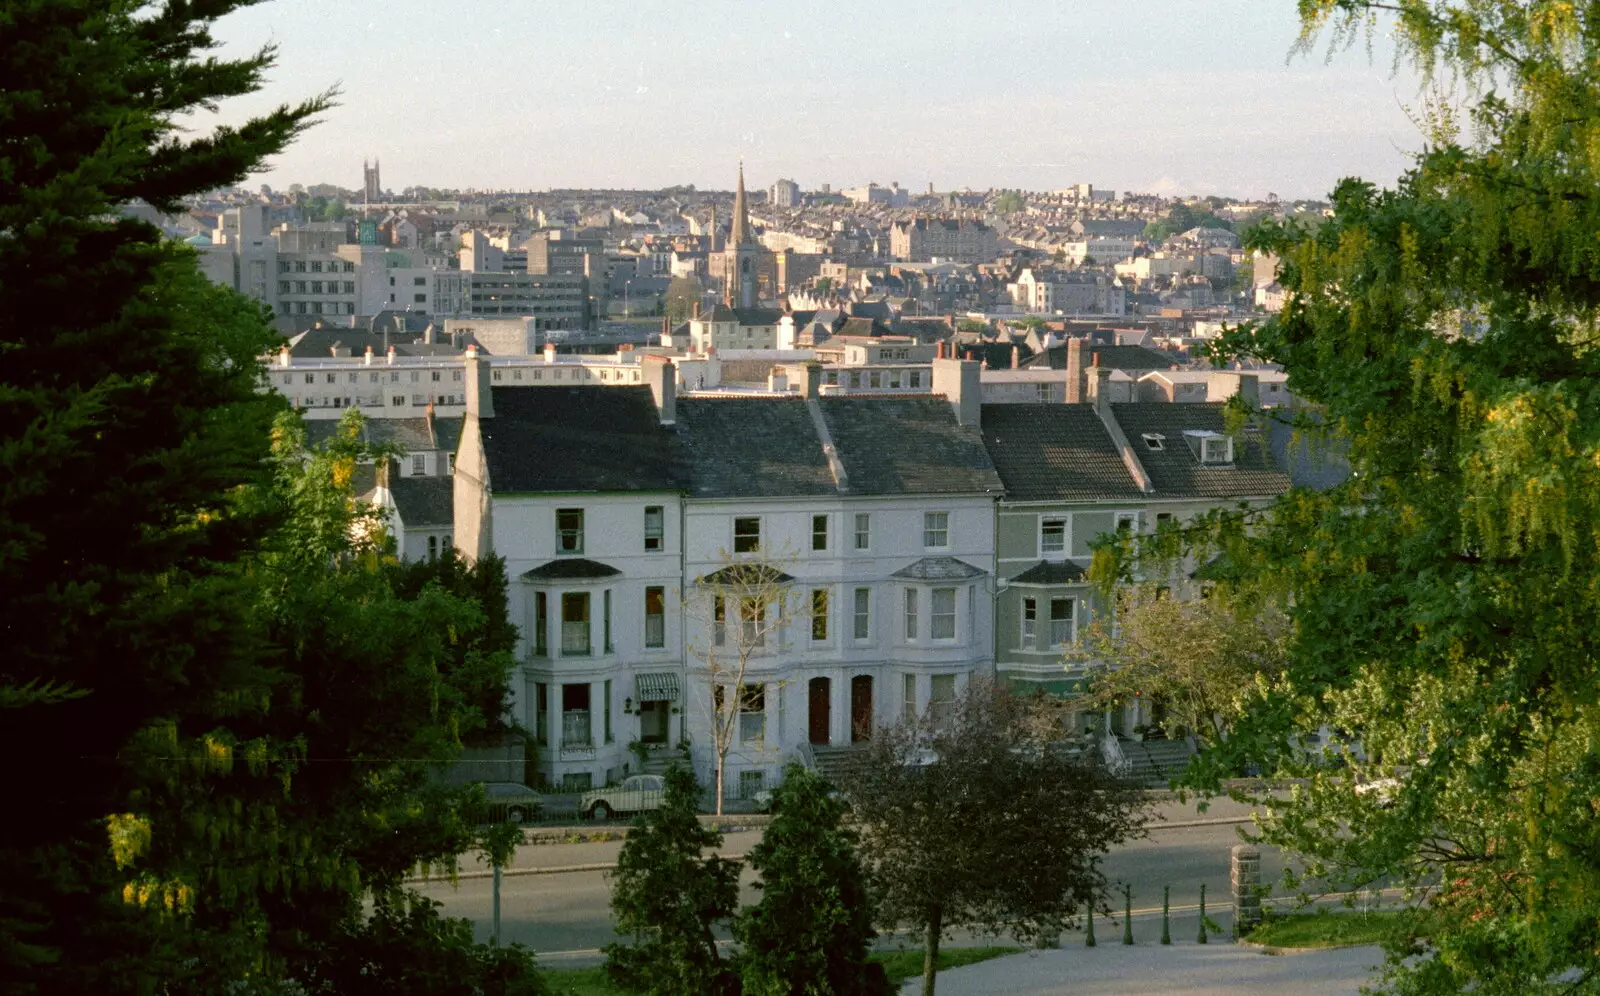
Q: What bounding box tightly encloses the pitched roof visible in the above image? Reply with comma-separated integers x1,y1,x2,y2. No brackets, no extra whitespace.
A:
818,398,1002,496
1110,403,1291,498
389,474,454,528
980,404,1145,501
521,558,622,581
675,396,1002,500
732,307,783,326
891,556,986,581
1023,343,1179,372
481,386,677,493
1012,560,1090,584
304,416,462,454
675,398,836,498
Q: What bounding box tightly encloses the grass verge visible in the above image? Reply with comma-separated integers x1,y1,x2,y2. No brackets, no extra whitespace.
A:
1246,908,1411,950
541,946,1022,994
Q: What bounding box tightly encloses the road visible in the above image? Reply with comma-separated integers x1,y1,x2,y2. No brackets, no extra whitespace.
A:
415,797,1299,964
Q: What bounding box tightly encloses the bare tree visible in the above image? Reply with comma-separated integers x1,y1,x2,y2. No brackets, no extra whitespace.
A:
685,553,801,816
841,680,1148,996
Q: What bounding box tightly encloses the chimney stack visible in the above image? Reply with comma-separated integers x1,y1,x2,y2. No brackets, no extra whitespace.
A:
544,342,557,364
932,357,981,427
464,344,494,419
1011,345,1020,369
386,344,397,365
363,345,374,366
644,354,676,424
278,345,291,367
799,361,822,400
1066,336,1084,404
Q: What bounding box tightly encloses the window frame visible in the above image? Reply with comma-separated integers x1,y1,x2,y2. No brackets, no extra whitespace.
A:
853,587,871,641
1021,596,1037,650
853,512,871,551
811,513,828,552
733,516,761,554
930,587,957,641
810,587,830,642
904,588,919,641
644,586,666,649
1048,597,1076,649
556,508,584,555
923,511,950,549
644,505,665,552
1040,516,1067,556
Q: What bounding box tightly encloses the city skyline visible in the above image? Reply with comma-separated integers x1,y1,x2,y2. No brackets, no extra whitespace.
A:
205,0,1424,200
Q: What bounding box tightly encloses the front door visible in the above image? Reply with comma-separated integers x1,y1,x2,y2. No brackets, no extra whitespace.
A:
850,675,873,742
808,677,831,746
639,701,667,743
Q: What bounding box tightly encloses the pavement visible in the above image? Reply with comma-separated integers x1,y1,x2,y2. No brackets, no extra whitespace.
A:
906,942,1386,995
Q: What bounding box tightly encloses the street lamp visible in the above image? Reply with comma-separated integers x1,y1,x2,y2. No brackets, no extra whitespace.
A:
625,279,633,318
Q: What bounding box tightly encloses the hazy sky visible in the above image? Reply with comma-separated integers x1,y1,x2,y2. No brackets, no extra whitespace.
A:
206,0,1425,199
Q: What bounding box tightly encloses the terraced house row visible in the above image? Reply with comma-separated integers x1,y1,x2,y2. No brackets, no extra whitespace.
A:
450,351,1291,795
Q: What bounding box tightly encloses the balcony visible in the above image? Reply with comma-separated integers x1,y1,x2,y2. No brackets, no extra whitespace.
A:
560,711,594,759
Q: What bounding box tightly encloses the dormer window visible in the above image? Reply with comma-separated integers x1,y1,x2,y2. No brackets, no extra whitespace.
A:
1142,433,1165,451
1183,430,1234,465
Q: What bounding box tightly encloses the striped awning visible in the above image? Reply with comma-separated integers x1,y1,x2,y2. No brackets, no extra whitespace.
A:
635,672,680,702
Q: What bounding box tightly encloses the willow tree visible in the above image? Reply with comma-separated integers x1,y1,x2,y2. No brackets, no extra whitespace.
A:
1102,2,1600,991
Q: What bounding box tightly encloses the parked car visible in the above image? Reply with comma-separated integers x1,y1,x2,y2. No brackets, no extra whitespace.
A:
582,774,666,820
478,782,543,824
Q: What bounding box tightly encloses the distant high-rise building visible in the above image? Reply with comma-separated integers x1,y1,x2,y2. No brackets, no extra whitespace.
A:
363,158,381,204
769,177,800,208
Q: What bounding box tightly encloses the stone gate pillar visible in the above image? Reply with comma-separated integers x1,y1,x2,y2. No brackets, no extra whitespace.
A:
1231,844,1262,936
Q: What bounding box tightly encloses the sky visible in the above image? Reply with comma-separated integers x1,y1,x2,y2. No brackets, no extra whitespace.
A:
204,0,1426,200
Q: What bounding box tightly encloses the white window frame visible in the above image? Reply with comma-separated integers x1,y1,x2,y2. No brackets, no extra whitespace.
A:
1201,435,1234,464
1048,597,1076,649
931,587,957,641
810,587,830,643
923,511,950,550
644,505,665,552
904,588,919,641
812,514,829,552
853,512,871,550
853,587,871,641
1021,596,1037,650
1115,511,1140,534
1040,517,1067,557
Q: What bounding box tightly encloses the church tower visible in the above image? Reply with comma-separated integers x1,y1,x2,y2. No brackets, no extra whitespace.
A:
723,162,759,309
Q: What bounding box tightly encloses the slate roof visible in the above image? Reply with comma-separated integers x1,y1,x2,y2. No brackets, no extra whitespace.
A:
482,386,676,493
1110,403,1292,498
1023,344,1179,372
733,307,784,326
286,327,460,359
818,398,1002,496
980,404,1145,501
891,556,986,581
675,398,837,498
304,416,462,454
521,558,622,581
390,474,454,528
697,564,794,586
1012,560,1090,584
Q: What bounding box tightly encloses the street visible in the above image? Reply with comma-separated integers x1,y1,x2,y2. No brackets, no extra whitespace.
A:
415,797,1296,963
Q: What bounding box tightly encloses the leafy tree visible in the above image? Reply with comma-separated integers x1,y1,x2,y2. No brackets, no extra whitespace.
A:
665,275,704,323
1108,2,1600,991
842,681,1147,996
1071,587,1289,749
736,763,888,996
1144,202,1233,243
993,191,1025,214
322,197,347,220
389,548,522,748
956,318,991,335
605,765,740,996
814,276,835,295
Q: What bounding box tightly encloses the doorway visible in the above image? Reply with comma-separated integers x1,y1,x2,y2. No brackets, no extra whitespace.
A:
638,700,668,744
850,675,874,742
808,677,831,746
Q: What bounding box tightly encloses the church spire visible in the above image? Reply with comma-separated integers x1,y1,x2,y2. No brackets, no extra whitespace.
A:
730,160,752,246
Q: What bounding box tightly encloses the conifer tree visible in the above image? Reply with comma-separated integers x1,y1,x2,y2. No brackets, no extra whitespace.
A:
605,765,740,996
737,763,887,996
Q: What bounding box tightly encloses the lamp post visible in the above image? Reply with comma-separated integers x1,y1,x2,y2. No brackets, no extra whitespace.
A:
625,279,633,318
